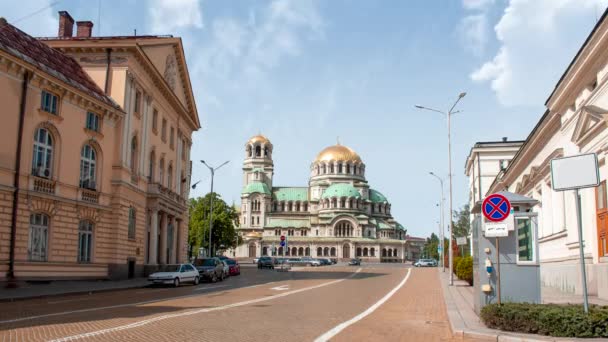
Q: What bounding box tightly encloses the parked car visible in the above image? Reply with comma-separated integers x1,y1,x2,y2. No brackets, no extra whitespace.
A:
253,257,260,264
299,257,321,266
348,258,361,266
221,260,230,279
193,257,225,282
148,264,199,287
226,259,240,276
317,258,331,266
258,256,277,269
414,259,437,267
330,258,338,264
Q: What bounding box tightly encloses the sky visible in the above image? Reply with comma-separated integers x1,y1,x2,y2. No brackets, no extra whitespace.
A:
3,0,608,238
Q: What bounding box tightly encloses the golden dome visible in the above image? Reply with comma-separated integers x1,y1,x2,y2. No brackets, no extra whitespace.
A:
247,135,271,145
315,144,362,163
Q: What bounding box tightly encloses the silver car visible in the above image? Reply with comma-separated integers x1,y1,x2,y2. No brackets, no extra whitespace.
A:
414,259,437,267
148,264,200,287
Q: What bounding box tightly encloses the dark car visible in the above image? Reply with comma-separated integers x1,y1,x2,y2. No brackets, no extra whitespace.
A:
330,258,338,264
193,257,225,282
348,258,361,266
258,256,277,269
317,258,331,266
226,259,241,276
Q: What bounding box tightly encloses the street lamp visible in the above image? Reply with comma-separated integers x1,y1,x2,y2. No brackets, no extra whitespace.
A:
415,92,466,286
195,160,229,257
429,171,445,272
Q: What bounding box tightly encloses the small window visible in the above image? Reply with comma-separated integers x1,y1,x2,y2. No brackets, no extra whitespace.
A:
152,109,158,132
134,90,141,114
41,90,58,114
78,220,94,263
170,127,175,149
516,217,535,262
161,119,167,141
597,181,606,210
86,112,100,132
128,207,136,239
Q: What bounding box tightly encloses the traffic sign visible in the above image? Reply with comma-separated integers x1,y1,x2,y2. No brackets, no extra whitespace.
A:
456,237,467,245
482,193,511,222
280,235,285,241
280,240,285,247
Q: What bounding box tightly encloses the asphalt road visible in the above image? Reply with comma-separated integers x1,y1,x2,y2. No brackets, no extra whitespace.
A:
0,264,478,341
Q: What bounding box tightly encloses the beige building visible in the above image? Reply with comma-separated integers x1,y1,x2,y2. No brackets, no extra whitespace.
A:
234,135,413,262
0,11,200,281
472,9,608,301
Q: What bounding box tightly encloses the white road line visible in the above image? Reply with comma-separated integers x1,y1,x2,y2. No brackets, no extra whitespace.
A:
48,268,363,342
313,268,412,342
270,285,289,291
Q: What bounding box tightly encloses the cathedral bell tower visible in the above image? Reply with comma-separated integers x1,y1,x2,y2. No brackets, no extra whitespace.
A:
240,135,274,231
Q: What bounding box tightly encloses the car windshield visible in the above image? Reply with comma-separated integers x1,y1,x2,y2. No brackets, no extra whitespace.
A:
194,259,216,267
226,259,237,265
158,265,180,272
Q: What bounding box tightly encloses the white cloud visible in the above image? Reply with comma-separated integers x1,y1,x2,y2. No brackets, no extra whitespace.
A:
148,0,203,33
458,14,488,56
0,0,56,36
463,0,495,10
471,0,608,106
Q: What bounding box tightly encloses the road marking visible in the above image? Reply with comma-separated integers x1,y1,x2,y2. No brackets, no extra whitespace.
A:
270,285,289,291
313,268,412,342
48,268,363,342
193,285,229,291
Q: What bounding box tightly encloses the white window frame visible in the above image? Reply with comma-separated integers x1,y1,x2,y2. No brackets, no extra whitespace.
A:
128,207,136,239
515,216,537,265
29,213,49,261
80,145,97,189
78,220,94,263
41,90,58,114
32,127,53,178
86,112,100,132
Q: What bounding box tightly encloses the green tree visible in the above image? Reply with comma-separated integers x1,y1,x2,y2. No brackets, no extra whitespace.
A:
188,193,240,258
423,233,439,260
452,204,471,256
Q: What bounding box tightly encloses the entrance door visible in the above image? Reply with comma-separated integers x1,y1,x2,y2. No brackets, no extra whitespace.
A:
596,181,608,258
127,259,135,279
248,243,256,257
343,244,350,259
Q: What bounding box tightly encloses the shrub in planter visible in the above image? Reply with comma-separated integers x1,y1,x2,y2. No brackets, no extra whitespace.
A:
480,303,608,338
455,256,473,285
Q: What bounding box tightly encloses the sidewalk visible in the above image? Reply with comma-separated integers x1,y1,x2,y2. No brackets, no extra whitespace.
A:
0,277,149,302
438,270,606,342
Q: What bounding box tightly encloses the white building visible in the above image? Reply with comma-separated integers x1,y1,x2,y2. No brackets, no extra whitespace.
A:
471,9,608,301
233,135,413,262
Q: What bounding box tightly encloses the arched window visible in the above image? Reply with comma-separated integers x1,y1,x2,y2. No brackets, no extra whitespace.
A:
167,165,173,189
356,247,362,257
330,164,334,173
149,150,156,182
363,247,369,256
322,164,326,174
338,163,342,173
32,128,53,178
298,247,304,256
317,247,323,256
305,247,310,256
353,164,357,175
78,220,94,263
247,145,252,157
159,158,165,186
29,213,49,261
79,144,97,189
370,247,375,257
130,136,138,175
323,247,329,256
255,145,261,157
330,247,336,256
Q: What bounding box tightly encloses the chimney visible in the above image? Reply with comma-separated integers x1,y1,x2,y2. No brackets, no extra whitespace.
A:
502,137,508,142
58,11,74,38
76,21,94,38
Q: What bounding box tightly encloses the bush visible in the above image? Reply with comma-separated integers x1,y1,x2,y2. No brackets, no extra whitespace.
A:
455,256,473,285
480,303,608,338
452,256,462,275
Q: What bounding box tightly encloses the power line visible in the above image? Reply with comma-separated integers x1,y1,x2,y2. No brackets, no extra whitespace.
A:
11,1,61,26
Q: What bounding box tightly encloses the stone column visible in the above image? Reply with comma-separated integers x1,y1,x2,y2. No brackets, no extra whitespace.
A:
175,219,182,263
159,212,167,264
148,209,159,265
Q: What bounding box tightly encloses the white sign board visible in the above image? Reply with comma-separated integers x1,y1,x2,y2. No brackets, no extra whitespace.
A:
456,237,467,245
551,153,599,191
484,222,508,237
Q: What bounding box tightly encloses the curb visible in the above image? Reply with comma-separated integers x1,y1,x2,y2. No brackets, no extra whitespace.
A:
0,282,149,303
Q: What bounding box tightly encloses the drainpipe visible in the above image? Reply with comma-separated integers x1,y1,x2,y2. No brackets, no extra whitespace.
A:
7,70,30,286
104,48,112,94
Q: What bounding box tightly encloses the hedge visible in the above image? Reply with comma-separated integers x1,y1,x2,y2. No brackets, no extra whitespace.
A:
480,303,608,338
453,256,473,285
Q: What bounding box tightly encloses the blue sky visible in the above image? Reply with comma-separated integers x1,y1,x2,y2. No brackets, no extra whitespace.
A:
4,0,608,237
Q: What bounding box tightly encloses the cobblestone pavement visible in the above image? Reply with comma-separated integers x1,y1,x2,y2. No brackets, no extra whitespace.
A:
0,265,480,341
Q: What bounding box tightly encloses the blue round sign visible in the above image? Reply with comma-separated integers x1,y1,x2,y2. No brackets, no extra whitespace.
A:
280,240,285,247
482,193,511,222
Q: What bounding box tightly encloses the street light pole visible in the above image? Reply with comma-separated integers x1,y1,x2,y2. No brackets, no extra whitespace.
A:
416,92,466,286
199,160,229,257
429,172,445,272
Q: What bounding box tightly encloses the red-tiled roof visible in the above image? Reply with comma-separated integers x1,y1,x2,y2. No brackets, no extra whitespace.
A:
0,22,121,110
39,35,173,41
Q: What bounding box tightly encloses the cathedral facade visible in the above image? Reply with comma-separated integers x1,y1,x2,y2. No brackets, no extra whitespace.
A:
234,135,409,262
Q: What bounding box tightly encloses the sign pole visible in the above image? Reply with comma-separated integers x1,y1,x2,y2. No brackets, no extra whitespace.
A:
575,188,590,314
496,237,501,305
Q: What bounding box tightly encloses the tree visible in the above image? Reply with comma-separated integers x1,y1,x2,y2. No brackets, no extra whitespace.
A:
423,233,439,260
452,204,471,256
188,193,240,258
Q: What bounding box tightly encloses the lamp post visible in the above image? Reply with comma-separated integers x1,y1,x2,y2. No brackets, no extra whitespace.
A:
415,92,466,286
193,160,229,257
429,171,445,272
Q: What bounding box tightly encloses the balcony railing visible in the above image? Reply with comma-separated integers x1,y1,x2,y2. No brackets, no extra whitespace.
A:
147,183,187,206
80,188,99,204
33,176,55,194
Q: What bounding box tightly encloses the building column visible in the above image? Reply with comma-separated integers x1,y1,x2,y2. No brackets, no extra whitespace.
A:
159,212,167,264
175,219,182,263
171,216,178,263
148,209,159,265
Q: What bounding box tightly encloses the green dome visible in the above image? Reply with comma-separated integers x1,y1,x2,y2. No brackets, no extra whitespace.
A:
369,189,388,203
396,222,406,231
322,183,361,199
242,182,271,195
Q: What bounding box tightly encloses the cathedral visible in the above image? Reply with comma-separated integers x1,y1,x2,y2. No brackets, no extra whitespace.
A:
234,135,409,262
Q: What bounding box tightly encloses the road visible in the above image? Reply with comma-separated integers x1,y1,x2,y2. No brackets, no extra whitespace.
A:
0,264,477,341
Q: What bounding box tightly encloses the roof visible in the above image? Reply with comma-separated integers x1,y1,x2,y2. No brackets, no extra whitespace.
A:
395,222,406,231
265,219,310,228
242,182,271,195
273,187,308,201
315,144,362,163
0,21,120,111
322,183,361,199
262,236,405,244
369,189,388,203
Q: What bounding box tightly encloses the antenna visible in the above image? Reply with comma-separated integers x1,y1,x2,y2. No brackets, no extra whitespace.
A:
134,28,137,36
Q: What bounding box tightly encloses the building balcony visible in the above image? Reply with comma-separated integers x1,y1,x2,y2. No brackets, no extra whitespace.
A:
32,176,56,194
80,188,99,204
147,183,187,206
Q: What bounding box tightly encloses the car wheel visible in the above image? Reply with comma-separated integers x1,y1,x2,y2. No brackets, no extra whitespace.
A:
193,276,200,285
173,278,180,287
211,274,217,283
